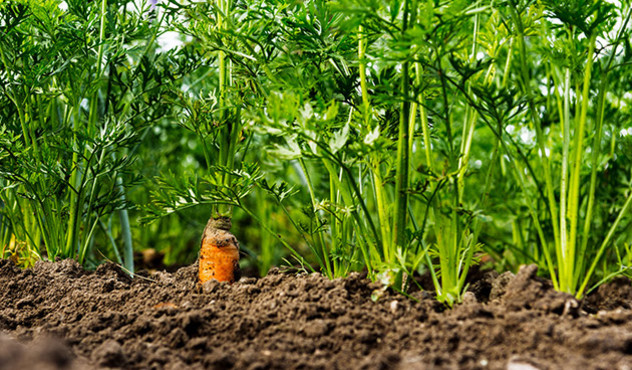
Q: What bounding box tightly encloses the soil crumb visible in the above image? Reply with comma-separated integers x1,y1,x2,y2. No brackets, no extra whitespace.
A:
2,260,632,369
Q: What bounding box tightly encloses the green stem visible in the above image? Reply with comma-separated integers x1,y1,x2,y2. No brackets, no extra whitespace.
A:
359,23,391,261
559,66,571,289
358,25,370,125
415,63,433,171
117,177,134,277
392,0,411,255
511,6,561,278
216,0,238,218
65,105,81,257
457,1,480,202
565,33,596,293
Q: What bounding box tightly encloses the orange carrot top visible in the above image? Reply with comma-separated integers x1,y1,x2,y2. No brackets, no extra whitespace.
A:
198,217,240,284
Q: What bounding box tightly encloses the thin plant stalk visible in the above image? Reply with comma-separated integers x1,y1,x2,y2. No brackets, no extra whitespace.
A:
359,24,391,261
562,33,596,293
415,63,433,171
392,0,412,254
559,65,571,288
457,1,480,201
510,6,562,276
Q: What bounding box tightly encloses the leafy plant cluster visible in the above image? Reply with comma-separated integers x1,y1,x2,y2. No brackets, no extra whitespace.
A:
1,0,631,306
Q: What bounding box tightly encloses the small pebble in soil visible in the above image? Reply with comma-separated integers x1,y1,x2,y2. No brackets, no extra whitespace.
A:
507,360,541,370
389,300,399,313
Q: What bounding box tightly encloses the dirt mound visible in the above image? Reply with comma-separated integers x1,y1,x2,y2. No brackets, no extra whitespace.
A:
2,260,632,369
584,276,632,312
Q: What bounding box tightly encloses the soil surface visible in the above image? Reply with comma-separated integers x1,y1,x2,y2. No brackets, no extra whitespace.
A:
2,259,632,370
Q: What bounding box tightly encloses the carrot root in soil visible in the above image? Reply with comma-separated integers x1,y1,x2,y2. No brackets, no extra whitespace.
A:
198,217,240,284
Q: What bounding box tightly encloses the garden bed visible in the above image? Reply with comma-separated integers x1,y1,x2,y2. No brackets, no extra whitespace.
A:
1,259,632,370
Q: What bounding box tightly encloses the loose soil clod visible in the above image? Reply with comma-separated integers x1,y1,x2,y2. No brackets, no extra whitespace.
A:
2,260,632,369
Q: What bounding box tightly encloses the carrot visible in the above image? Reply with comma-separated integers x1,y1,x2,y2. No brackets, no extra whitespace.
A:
198,217,240,284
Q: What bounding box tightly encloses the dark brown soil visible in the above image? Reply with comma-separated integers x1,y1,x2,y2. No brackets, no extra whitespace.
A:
2,259,632,370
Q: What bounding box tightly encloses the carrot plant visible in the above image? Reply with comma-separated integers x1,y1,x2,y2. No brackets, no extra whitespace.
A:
499,0,632,297
148,0,250,222
0,0,175,271
451,0,632,297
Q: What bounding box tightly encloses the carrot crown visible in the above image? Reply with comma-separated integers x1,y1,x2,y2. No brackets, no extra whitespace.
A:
206,217,232,231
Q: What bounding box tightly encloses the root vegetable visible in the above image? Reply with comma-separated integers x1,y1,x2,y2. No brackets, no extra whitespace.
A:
198,217,240,284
